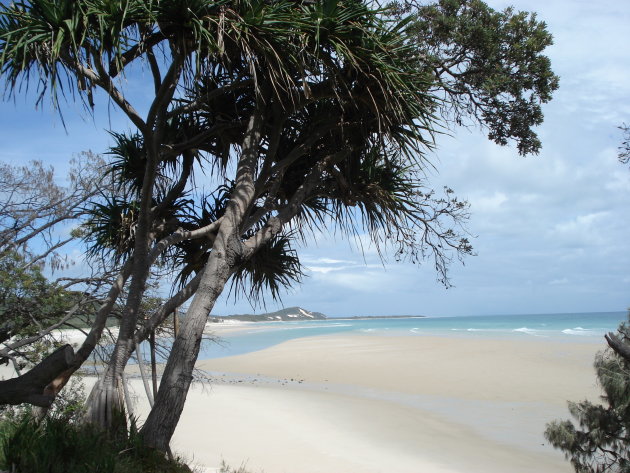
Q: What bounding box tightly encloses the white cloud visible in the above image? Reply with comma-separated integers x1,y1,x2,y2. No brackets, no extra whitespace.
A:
470,192,508,213
549,212,609,247
320,271,395,294
548,278,569,286
307,265,351,274
301,257,356,265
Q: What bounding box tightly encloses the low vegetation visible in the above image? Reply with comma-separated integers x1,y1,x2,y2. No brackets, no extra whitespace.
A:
0,411,192,473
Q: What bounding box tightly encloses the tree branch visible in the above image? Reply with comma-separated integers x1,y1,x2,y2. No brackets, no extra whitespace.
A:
22,237,73,270
244,151,347,254
61,53,147,134
147,218,223,267
167,79,254,118
134,270,204,347
0,345,75,407
164,121,244,158
108,32,165,78
152,152,194,216
0,303,83,357
605,332,630,362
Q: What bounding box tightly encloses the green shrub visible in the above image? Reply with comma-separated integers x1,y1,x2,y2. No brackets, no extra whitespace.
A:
0,412,192,473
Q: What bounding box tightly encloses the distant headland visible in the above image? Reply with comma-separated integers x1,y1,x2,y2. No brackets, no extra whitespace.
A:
210,307,425,322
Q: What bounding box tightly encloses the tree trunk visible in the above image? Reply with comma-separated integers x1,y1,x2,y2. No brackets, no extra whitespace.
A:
84,146,158,426
149,330,158,398
84,376,126,429
605,332,630,362
140,109,264,451
83,329,143,426
136,339,155,406
173,308,179,337
140,244,234,451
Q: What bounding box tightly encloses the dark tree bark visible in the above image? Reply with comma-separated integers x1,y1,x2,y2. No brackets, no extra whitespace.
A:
0,345,74,407
149,330,158,398
605,332,630,362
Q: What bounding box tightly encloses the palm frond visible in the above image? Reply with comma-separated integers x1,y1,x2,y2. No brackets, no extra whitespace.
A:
229,233,303,307
82,194,140,263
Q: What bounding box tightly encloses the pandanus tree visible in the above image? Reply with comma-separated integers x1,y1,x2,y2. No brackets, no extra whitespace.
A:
0,0,558,452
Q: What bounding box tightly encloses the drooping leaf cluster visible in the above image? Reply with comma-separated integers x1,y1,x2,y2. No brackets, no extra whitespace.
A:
545,315,630,473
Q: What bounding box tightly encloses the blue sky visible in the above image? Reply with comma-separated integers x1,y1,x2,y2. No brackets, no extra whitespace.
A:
1,0,629,317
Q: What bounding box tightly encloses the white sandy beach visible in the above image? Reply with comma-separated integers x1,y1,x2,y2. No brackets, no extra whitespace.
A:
1,330,603,473
144,334,601,473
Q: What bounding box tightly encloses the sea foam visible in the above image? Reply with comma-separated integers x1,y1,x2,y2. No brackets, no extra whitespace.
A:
562,327,599,336
512,327,546,337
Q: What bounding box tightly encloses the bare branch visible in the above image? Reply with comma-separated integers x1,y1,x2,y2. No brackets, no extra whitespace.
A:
0,302,83,356
605,332,630,362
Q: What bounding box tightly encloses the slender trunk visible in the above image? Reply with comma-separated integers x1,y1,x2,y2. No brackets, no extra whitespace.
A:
121,373,134,417
85,132,159,425
149,330,158,398
136,341,154,406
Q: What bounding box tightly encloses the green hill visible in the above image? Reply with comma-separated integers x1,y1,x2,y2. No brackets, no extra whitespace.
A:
213,307,326,322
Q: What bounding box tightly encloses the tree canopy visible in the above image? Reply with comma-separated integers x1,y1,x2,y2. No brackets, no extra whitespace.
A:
0,0,559,452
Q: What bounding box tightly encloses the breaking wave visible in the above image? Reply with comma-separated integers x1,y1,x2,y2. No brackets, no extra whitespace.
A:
562,327,600,336
512,327,547,337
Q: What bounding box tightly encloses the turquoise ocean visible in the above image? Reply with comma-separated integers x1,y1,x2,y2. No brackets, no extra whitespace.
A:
198,311,627,360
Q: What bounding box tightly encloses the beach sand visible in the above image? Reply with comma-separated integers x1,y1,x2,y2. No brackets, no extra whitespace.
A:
154,334,601,473
2,332,602,472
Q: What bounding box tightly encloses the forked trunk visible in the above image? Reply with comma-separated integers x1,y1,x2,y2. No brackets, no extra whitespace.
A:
141,110,263,450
